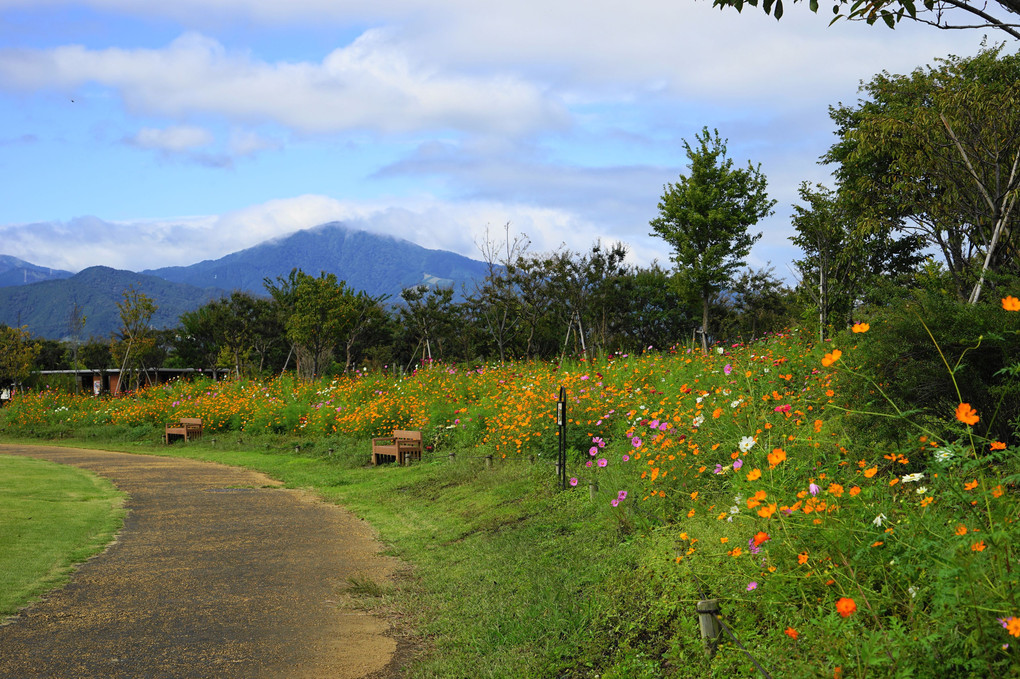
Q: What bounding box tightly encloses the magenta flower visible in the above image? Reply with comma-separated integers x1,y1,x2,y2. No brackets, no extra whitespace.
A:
597,458,608,467
617,490,628,500
809,483,820,496
631,437,643,448
747,581,758,591
611,499,620,507
569,477,578,487
589,446,598,456
724,364,732,375
622,454,630,462
733,458,744,470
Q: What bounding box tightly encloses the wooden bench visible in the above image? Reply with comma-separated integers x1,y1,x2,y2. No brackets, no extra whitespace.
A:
371,430,423,466
165,417,203,444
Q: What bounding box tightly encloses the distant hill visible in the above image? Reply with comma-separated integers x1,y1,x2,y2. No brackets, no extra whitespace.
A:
0,255,73,287
142,222,490,298
0,266,224,340
0,222,492,339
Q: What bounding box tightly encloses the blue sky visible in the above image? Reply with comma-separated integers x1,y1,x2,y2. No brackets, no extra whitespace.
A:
0,0,1000,278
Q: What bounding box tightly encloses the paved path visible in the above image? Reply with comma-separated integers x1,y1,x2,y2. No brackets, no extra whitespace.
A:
0,444,406,678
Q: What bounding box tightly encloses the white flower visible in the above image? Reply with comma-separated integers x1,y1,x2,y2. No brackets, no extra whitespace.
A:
692,415,704,428
730,399,742,408
716,347,725,354
934,448,953,463
872,513,888,527
915,486,928,495
739,436,756,453
908,586,917,598
901,473,924,483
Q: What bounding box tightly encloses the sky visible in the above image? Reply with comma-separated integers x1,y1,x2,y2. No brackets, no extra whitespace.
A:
0,0,1005,281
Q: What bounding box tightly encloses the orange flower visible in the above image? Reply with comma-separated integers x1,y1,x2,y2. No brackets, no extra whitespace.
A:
1003,295,1020,311
784,627,799,639
757,503,777,518
1008,617,1020,637
964,479,978,491
993,485,1004,498
827,483,844,497
991,441,1006,451
728,547,743,558
851,322,870,333
954,524,968,536
821,349,842,368
797,552,809,565
712,407,723,419
863,466,877,478
768,448,787,468
746,468,762,481
835,597,857,617
955,402,979,426
972,540,986,552
752,531,770,546
849,486,861,497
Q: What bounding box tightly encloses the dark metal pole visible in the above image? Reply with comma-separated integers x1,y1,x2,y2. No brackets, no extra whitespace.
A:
557,386,567,490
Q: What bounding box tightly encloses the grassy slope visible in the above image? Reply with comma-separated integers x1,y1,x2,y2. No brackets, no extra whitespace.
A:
0,455,127,618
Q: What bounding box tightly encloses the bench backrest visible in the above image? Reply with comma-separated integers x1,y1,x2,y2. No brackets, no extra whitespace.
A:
393,430,422,448
180,418,203,426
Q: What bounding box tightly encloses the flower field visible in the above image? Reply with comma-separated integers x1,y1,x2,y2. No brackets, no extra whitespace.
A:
3,300,1019,677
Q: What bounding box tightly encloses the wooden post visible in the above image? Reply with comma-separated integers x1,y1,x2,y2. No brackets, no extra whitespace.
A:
448,451,456,462
696,599,721,657
485,455,493,468
589,480,598,500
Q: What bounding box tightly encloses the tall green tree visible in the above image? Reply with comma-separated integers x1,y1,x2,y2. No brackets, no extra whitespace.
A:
650,127,775,353
826,45,1020,304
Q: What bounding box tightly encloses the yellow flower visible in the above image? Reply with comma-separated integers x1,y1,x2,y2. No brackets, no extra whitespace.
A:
851,322,870,333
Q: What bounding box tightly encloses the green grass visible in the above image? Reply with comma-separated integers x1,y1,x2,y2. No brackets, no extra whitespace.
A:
0,455,127,618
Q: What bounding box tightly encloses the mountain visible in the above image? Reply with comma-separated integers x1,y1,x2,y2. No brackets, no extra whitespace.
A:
142,222,490,298
0,266,224,340
0,255,73,287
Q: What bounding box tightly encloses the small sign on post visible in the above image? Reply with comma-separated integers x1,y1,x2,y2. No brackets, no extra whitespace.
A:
556,386,567,490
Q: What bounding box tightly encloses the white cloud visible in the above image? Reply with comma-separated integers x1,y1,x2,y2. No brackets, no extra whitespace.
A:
130,125,213,152
0,30,568,136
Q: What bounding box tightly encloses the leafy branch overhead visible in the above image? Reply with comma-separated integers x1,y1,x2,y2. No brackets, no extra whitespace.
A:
713,0,1020,39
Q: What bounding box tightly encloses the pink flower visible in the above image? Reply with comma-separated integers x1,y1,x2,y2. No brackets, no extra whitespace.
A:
617,490,628,500
597,458,608,467
622,455,630,462
611,499,620,507
774,404,792,414
589,446,598,456
733,459,744,470
747,581,758,591
809,483,820,496
631,437,643,448
724,364,732,375
569,477,578,487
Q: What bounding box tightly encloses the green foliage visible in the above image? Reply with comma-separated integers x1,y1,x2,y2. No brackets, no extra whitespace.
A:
826,44,1020,304
0,324,39,387
836,290,1020,444
711,0,1020,41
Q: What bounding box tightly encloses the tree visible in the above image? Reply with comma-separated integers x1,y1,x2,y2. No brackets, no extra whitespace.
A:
0,324,39,390
398,284,457,368
711,0,1020,41
470,223,530,362
650,127,775,353
67,301,86,392
287,272,359,379
825,45,1020,303
790,182,924,338
112,286,156,394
